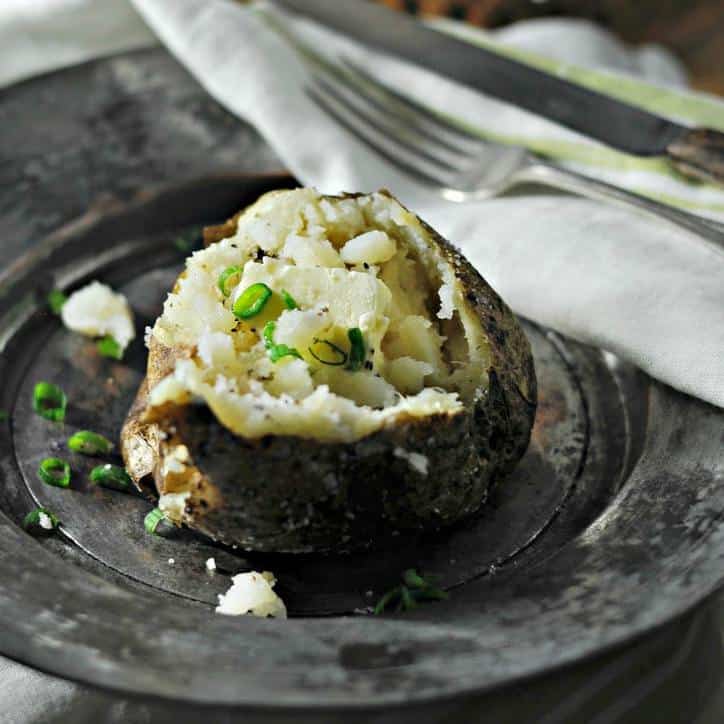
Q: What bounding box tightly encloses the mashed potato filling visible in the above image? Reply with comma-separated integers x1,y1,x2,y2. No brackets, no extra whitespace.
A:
149,189,489,443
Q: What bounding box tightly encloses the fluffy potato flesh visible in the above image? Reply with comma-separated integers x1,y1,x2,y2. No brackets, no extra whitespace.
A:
150,188,488,442
123,188,536,551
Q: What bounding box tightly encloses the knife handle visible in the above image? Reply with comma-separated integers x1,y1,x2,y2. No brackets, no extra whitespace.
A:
666,128,724,186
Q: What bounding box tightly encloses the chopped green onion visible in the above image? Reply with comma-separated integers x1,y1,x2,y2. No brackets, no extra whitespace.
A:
262,320,276,348
400,586,417,611
173,227,201,253
143,508,176,535
262,320,274,346
23,507,59,535
47,290,67,315
37,457,71,488
90,463,132,491
308,338,348,366
233,282,272,319
374,569,448,614
68,430,114,456
281,289,298,310
346,328,365,371
262,321,302,363
217,265,243,297
413,586,449,602
402,568,427,588
403,568,448,601
374,587,401,615
174,237,191,253
270,345,303,363
96,335,123,360
32,382,67,422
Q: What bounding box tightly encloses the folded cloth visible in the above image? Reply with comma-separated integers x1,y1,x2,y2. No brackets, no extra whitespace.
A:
0,0,155,87
2,0,723,408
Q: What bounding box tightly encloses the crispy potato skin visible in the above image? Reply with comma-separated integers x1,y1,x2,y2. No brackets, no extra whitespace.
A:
121,191,536,552
202,211,242,248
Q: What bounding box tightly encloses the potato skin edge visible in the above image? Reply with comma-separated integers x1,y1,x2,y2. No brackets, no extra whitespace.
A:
121,190,537,553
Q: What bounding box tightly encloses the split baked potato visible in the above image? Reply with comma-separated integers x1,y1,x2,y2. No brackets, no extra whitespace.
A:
122,188,536,552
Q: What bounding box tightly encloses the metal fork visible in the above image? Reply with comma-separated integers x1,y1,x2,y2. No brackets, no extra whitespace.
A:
306,57,724,251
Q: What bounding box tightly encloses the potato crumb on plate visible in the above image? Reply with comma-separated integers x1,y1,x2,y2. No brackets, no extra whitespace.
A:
216,571,287,618
60,280,135,352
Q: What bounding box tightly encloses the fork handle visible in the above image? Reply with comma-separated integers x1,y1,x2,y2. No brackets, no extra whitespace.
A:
517,160,724,254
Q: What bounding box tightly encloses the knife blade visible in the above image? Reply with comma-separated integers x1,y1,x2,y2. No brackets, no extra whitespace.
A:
272,0,724,184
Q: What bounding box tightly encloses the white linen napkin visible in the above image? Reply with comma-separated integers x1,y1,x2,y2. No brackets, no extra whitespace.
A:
2,0,723,408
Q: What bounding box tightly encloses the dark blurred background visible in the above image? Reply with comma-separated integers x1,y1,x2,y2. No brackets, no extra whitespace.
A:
375,0,724,95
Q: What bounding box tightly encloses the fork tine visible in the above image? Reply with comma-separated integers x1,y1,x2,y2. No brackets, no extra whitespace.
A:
305,83,453,189
317,58,474,159
340,57,485,147
309,70,465,176
311,73,462,174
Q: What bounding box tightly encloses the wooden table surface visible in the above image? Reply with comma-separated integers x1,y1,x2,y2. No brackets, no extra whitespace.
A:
377,0,724,96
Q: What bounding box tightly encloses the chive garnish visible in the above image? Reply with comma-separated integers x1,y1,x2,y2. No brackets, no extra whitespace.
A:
47,290,68,315
144,507,168,535
372,589,397,615
233,282,272,319
400,586,417,611
308,338,348,366
23,507,60,535
270,344,303,363
402,569,427,588
262,321,303,363
412,586,448,602
217,265,242,298
262,320,276,348
32,382,67,422
96,335,123,360
374,569,448,614
281,289,298,310
68,430,114,456
346,328,365,371
37,457,71,488
174,237,191,253
90,464,132,491
172,227,203,254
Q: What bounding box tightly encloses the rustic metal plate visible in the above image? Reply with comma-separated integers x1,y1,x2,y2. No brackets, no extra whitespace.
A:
12,251,626,616
1,49,723,712
0,174,722,710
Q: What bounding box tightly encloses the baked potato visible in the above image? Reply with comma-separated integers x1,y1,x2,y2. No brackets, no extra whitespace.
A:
122,188,536,552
